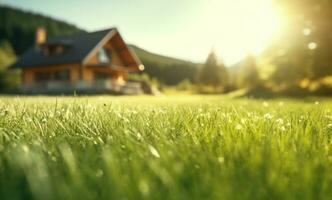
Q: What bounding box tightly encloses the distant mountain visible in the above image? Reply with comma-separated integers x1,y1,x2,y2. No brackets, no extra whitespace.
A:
130,45,198,66
130,45,200,85
0,5,200,85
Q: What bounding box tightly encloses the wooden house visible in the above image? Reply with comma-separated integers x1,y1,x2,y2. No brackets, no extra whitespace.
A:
10,28,145,94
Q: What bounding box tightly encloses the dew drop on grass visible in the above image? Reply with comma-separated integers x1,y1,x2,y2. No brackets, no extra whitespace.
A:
96,169,104,178
235,124,242,130
264,113,273,120
276,118,284,125
280,126,286,132
22,145,29,153
136,132,142,140
148,145,160,158
97,136,104,144
51,156,57,162
218,157,225,163
325,115,332,120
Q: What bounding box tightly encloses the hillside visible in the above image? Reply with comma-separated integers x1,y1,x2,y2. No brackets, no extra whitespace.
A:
130,45,198,66
130,45,200,85
0,5,85,55
0,5,200,86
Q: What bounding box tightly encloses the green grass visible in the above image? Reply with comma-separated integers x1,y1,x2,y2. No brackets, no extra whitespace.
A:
0,95,332,200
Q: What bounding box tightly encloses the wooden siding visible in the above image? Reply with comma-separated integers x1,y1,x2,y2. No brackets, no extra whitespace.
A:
22,63,80,85
85,37,124,67
82,67,94,81
110,32,142,70
83,66,127,85
106,42,125,66
82,33,129,85
22,63,127,85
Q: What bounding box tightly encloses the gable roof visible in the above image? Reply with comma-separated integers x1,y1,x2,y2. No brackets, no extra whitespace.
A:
10,28,142,69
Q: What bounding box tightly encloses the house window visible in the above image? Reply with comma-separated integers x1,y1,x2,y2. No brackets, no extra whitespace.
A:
98,48,112,64
35,72,52,82
55,46,65,55
54,70,70,81
107,50,112,63
35,70,70,82
94,72,111,80
42,45,66,56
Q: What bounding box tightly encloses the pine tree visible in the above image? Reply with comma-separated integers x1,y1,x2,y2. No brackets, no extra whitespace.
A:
237,54,259,89
198,51,228,89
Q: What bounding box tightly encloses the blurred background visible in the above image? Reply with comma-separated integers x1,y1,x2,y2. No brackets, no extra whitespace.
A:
0,0,331,96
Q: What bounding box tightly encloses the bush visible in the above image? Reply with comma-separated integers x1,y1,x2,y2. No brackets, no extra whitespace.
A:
176,79,193,91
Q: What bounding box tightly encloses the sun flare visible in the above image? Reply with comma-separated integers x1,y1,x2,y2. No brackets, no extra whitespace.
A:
201,0,283,64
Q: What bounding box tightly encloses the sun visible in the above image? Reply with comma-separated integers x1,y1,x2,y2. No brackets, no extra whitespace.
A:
200,0,283,65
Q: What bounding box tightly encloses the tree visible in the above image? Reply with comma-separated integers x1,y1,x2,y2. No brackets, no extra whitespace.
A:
0,5,84,55
269,0,332,80
237,54,260,89
0,40,20,92
198,51,228,89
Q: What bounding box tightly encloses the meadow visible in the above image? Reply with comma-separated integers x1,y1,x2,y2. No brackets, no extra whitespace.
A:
0,95,332,200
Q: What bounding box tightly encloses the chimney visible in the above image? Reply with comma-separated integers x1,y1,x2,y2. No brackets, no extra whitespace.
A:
35,27,46,46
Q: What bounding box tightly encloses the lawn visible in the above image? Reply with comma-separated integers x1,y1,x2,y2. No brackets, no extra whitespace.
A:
0,95,332,200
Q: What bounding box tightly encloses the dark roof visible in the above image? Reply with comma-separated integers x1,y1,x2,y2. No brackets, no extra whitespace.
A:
10,28,116,68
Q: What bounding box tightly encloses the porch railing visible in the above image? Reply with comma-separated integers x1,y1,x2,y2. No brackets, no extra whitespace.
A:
20,80,143,95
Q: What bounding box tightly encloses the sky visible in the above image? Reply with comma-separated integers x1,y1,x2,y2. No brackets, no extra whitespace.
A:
0,0,283,65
